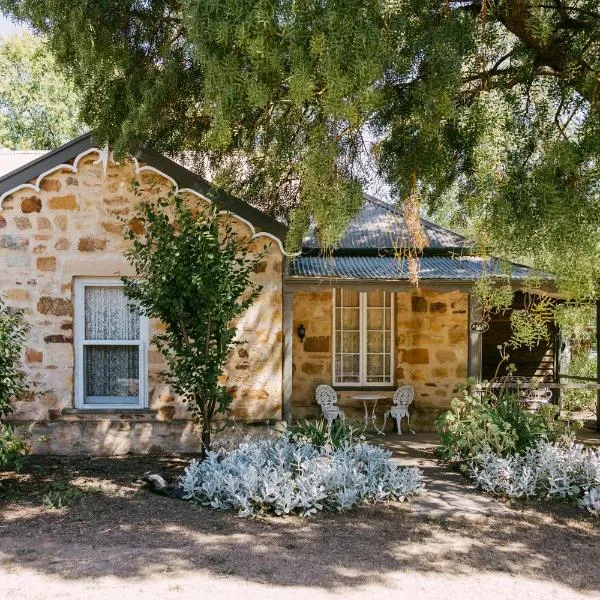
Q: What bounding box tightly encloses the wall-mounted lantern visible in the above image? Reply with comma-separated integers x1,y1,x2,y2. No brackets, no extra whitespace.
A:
297,323,306,342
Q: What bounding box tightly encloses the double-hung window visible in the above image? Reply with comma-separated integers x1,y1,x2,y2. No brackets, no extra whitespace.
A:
333,289,394,386
74,278,147,408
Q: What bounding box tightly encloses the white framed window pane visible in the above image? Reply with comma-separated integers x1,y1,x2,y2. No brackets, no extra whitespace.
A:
341,331,359,353
335,354,358,383
341,289,359,307
367,331,384,353
367,307,384,329
85,286,139,340
367,289,384,307
84,345,140,403
366,354,384,381
341,355,360,382
384,329,391,353
341,308,360,329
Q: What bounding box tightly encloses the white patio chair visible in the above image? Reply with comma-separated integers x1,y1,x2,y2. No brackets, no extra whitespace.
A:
315,384,345,428
384,385,415,435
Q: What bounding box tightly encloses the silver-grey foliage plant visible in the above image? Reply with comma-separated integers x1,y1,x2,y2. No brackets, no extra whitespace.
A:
469,440,600,512
180,437,422,517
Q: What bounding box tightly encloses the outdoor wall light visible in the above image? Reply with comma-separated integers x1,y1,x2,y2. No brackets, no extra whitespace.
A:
297,323,306,342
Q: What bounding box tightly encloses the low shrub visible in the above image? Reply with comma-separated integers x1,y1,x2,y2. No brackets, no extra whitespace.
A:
469,439,600,508
0,424,29,471
42,481,84,509
286,419,363,449
180,437,422,516
0,298,31,470
580,487,600,515
435,385,570,462
561,352,596,413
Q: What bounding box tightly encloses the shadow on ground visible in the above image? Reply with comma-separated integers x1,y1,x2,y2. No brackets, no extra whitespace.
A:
1,453,599,593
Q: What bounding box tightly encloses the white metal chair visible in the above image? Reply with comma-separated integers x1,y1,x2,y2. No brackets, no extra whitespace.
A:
315,384,345,428
384,385,415,435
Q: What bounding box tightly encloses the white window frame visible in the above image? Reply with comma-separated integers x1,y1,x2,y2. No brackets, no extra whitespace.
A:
74,278,148,409
332,288,395,387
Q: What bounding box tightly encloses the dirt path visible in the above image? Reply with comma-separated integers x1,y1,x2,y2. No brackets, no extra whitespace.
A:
1,451,599,599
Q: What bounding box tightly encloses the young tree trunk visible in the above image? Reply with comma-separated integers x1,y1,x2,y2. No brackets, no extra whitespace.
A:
200,424,211,461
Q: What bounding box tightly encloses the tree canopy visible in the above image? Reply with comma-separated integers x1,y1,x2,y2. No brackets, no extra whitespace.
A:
0,32,82,149
1,1,598,297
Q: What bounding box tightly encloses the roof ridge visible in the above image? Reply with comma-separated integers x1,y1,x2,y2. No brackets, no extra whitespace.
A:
363,193,470,244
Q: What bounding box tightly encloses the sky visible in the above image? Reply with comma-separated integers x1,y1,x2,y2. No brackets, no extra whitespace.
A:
0,12,30,38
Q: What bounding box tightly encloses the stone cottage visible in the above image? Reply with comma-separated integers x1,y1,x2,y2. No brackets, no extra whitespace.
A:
0,134,556,454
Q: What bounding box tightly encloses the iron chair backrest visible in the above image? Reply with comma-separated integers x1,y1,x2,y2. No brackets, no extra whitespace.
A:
316,384,339,410
392,385,414,411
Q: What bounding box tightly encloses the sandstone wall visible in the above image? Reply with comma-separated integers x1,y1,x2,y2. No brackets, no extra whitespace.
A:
291,288,469,430
0,151,283,454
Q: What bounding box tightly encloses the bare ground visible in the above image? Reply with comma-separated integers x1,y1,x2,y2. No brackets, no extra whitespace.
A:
0,453,599,600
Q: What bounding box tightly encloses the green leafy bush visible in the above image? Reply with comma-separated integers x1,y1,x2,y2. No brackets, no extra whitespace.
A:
287,419,363,450
122,195,263,458
435,384,570,462
0,297,29,418
561,352,596,413
0,424,29,471
0,298,30,470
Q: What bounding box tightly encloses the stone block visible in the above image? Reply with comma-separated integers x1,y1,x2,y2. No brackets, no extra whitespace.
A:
128,218,144,235
54,215,67,230
0,234,28,249
37,297,73,317
101,222,122,235
430,302,447,313
14,216,31,229
40,178,61,192
304,336,330,353
301,362,323,375
21,196,42,213
7,254,31,269
55,237,70,250
78,236,108,251
37,217,51,229
37,257,57,271
49,194,78,210
6,288,30,301
435,349,457,363
158,405,175,421
401,348,429,364
44,334,73,344
411,296,427,312
26,348,43,363
448,324,467,344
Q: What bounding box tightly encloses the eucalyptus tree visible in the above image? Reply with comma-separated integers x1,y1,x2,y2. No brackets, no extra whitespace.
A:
2,1,599,295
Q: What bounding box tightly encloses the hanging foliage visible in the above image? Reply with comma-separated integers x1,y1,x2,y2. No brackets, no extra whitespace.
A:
2,1,599,294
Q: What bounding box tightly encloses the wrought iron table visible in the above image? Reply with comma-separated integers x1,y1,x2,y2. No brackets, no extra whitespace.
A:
351,394,390,435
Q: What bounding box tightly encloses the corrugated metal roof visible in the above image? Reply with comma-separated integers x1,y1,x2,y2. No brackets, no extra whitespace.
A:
288,255,545,281
302,194,471,250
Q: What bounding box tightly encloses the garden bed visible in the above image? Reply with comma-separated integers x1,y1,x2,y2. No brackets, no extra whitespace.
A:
1,453,600,600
